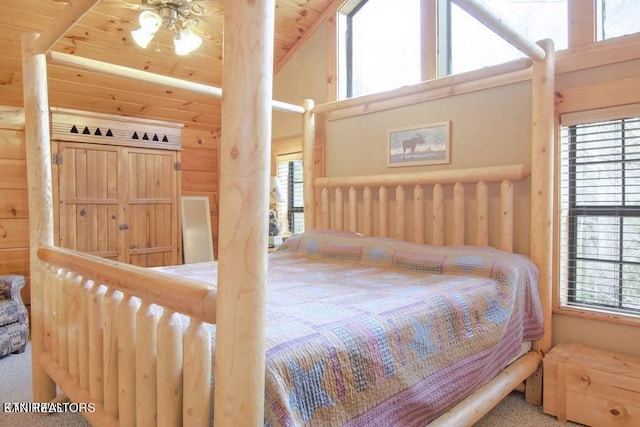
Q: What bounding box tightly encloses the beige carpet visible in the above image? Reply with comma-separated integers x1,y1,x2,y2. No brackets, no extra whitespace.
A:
0,342,583,426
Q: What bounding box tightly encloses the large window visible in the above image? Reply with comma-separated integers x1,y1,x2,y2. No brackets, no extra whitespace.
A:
597,0,640,40
559,110,640,318
449,0,567,75
338,0,421,98
338,0,639,99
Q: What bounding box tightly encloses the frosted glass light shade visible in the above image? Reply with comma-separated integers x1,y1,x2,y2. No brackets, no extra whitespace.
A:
131,10,162,49
174,28,202,55
139,10,162,32
131,28,155,48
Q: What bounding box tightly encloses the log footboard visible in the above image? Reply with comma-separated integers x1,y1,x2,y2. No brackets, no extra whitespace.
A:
38,247,217,427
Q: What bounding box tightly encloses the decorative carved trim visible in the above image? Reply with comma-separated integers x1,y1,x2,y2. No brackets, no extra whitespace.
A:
50,107,182,150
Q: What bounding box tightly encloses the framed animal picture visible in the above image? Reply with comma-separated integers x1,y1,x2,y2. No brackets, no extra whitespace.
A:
387,121,450,167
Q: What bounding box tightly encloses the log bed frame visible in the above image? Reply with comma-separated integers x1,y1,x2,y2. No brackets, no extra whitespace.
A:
20,0,554,426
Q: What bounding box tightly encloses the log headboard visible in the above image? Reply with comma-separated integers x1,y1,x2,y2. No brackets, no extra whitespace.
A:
312,164,531,253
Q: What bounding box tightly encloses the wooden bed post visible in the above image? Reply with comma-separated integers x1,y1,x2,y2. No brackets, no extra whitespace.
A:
528,38,555,404
21,32,57,403
303,99,316,230
215,0,275,425
531,39,555,355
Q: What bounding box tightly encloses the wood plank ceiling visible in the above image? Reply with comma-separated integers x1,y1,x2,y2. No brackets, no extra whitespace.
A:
0,0,335,131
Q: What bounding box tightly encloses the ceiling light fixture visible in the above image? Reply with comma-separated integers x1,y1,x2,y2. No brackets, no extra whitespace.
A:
131,0,204,56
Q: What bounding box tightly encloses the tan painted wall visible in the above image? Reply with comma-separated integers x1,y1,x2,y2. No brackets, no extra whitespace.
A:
273,23,329,140
272,21,640,357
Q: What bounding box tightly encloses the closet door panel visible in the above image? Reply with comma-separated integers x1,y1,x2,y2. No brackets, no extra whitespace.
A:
125,148,178,267
57,143,121,260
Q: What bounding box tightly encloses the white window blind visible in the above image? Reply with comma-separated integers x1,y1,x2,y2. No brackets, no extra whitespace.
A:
559,109,640,318
276,154,304,236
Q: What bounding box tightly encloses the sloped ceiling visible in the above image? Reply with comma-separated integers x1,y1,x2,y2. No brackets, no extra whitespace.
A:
0,0,337,130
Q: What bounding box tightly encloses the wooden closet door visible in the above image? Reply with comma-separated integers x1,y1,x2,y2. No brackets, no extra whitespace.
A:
56,142,121,260
124,147,179,267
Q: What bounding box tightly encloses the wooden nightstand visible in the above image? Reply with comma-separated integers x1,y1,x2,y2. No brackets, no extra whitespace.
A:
543,343,640,426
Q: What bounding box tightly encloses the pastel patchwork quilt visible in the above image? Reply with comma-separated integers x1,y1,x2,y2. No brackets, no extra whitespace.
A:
156,229,544,426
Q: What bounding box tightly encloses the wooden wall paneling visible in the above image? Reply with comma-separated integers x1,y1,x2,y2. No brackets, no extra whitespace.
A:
0,248,30,275
181,128,219,150
0,218,29,249
0,127,30,303
0,107,25,130
181,147,218,173
181,170,218,193
1,159,28,189
0,189,29,218
0,129,26,156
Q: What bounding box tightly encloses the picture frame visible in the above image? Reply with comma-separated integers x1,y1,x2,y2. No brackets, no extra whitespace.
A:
387,121,450,167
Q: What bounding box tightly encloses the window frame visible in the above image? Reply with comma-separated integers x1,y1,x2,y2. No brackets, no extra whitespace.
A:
558,106,640,326
275,150,304,237
335,0,637,101
286,158,305,235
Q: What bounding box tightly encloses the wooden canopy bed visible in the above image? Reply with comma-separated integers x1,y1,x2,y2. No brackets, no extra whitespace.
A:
21,0,554,426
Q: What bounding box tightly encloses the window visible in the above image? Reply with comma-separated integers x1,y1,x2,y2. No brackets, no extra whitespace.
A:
597,0,640,40
559,110,640,318
276,155,304,235
338,0,421,98
338,0,569,98
449,0,567,75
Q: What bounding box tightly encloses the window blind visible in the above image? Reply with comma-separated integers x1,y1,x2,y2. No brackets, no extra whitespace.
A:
559,113,640,317
276,154,304,236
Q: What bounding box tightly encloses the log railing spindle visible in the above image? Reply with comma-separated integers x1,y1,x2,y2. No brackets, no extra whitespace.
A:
349,187,357,233
78,278,92,391
183,320,211,427
67,273,82,383
453,183,465,245
136,301,159,426
88,283,105,402
157,310,183,427
476,181,489,246
500,180,514,252
395,186,406,241
118,294,140,426
103,288,121,417
379,186,389,237
321,188,330,229
363,187,373,236
414,185,425,244
335,188,344,231
433,184,444,245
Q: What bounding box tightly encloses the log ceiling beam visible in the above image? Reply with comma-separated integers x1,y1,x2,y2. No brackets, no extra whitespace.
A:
48,51,305,114
33,0,102,55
